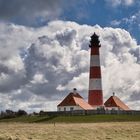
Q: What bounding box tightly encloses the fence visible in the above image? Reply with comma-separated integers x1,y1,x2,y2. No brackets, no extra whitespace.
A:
42,110,140,116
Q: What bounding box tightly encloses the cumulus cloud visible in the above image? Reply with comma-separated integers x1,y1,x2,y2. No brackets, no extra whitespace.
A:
0,20,140,111
31,73,48,84
57,73,89,91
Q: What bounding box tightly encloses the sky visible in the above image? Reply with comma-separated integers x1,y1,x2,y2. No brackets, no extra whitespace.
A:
0,0,140,112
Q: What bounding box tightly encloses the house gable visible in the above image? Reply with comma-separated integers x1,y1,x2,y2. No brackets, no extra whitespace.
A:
104,96,130,110
57,92,93,111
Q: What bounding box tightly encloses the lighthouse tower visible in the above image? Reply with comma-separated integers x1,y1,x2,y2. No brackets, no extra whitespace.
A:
88,33,103,108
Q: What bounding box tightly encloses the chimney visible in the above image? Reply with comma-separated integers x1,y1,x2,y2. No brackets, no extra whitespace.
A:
113,92,115,96
73,88,77,94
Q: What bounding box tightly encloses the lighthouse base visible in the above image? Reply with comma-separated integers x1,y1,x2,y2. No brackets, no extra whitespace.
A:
88,90,103,107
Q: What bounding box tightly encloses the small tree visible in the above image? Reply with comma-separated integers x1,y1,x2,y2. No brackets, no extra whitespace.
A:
16,110,27,116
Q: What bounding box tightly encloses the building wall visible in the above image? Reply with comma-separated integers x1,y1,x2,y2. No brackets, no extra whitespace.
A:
105,107,121,110
57,105,83,111
93,105,104,110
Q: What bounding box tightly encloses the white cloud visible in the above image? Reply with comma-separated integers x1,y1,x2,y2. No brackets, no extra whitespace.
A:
31,73,48,84
0,22,34,59
110,20,121,26
57,73,89,91
105,0,135,7
123,11,140,26
123,0,134,5
110,10,140,35
0,20,140,111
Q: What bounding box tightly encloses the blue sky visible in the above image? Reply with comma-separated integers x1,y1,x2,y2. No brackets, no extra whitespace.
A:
57,0,140,43
65,0,140,44
0,0,140,42
0,0,140,111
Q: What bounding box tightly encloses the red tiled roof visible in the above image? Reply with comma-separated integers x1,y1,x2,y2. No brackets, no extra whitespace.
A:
57,92,93,110
104,96,130,110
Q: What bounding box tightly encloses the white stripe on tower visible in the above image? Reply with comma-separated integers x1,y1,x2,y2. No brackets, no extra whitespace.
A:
89,79,102,90
88,33,103,107
90,55,100,67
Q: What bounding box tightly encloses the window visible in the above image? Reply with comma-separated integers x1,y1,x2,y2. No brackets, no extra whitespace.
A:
70,107,74,111
64,107,66,111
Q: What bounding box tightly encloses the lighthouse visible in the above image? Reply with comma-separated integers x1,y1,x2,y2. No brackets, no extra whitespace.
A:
88,33,103,108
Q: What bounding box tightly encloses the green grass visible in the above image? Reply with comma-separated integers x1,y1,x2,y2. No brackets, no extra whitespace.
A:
41,115,140,123
0,115,49,123
0,114,140,123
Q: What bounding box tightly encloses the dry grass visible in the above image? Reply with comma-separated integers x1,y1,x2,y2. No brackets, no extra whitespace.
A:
0,122,140,140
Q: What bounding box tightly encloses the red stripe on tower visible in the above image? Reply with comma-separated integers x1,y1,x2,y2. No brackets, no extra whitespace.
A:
88,33,103,108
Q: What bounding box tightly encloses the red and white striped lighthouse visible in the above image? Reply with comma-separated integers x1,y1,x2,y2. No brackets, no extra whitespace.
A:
88,33,103,108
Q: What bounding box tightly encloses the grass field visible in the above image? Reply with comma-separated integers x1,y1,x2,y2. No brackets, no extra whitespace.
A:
0,122,140,140
0,114,140,123
0,115,140,140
